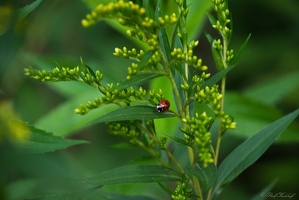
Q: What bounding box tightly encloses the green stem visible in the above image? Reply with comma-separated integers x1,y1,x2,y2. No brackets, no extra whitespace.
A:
207,75,226,200
135,140,168,166
214,75,226,166
167,73,184,116
136,123,185,175
207,27,229,200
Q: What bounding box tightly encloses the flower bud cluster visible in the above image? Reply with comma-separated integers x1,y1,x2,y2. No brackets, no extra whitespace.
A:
174,0,189,17
192,73,211,85
195,85,236,132
24,66,80,82
226,49,234,63
170,41,208,71
180,72,211,94
159,134,168,147
107,121,158,148
82,1,146,28
113,47,141,59
149,88,166,103
107,122,140,145
124,51,162,80
80,69,103,86
182,112,214,167
74,86,149,115
171,183,192,200
213,39,223,52
211,0,232,37
221,114,236,131
24,66,105,88
195,85,223,115
157,13,178,26
82,1,177,51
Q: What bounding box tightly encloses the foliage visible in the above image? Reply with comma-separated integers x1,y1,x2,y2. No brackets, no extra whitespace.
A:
1,0,299,199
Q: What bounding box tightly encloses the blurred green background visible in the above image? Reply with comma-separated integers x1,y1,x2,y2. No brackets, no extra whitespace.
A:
0,0,298,199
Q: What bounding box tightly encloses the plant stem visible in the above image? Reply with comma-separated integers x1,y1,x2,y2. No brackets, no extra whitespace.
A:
213,27,229,167
208,23,229,199
214,75,226,166
136,123,185,175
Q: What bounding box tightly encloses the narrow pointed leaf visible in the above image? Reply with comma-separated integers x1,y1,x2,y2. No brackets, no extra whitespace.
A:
225,92,299,142
154,180,175,196
201,65,234,88
17,0,43,19
164,134,190,147
155,0,162,21
206,11,217,27
158,28,172,64
212,40,224,71
1,0,43,36
89,105,176,125
156,1,172,64
28,186,101,200
17,122,88,153
138,50,155,68
204,30,214,45
229,34,251,66
212,108,299,197
251,179,277,200
142,0,155,19
187,0,212,40
81,165,181,185
244,71,299,106
188,164,216,194
97,191,158,200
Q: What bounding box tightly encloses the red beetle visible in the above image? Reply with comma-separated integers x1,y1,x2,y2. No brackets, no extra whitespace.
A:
156,100,170,112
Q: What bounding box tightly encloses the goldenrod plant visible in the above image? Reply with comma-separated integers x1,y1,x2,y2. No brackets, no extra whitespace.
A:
1,0,297,199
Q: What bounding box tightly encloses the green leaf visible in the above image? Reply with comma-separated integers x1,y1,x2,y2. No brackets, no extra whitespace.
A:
143,0,155,19
188,163,216,194
18,122,88,153
17,0,43,19
27,186,101,200
0,0,43,36
244,71,299,106
225,92,299,142
212,40,224,71
110,142,135,149
204,30,214,45
251,179,277,200
81,165,181,185
158,28,172,64
96,191,158,200
187,0,212,40
201,65,234,88
35,89,117,136
155,0,162,22
156,1,172,64
171,20,181,50
229,34,251,67
212,108,299,198
154,180,175,196
178,12,188,45
138,50,156,69
206,10,217,27
164,133,190,147
113,73,163,90
89,105,176,125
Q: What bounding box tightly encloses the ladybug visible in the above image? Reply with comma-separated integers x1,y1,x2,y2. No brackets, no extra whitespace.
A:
156,100,170,112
